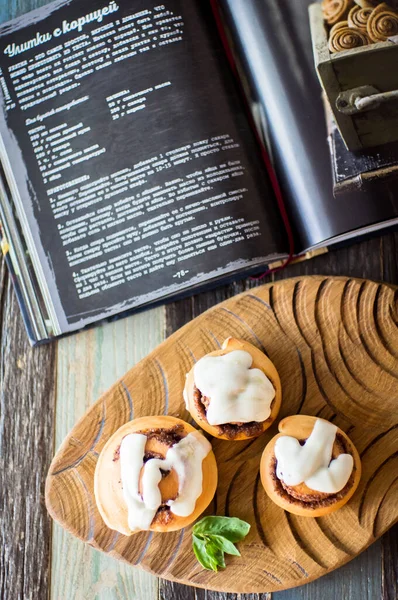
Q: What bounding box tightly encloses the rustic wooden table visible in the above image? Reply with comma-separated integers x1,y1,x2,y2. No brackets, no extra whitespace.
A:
1,232,397,600
1,3,398,600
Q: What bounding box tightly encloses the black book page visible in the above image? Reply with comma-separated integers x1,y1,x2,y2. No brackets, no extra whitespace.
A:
220,0,398,251
0,0,286,334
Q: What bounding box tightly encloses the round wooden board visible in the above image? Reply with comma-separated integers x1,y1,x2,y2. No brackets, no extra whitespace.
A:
45,276,398,593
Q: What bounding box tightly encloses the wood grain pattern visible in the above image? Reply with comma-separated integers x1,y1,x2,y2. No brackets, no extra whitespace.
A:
382,526,398,600
0,0,396,596
161,541,381,600
162,281,284,600
0,0,396,597
161,234,398,600
45,275,398,594
0,260,56,600
51,309,164,600
272,538,382,600
159,582,271,600
0,1,56,599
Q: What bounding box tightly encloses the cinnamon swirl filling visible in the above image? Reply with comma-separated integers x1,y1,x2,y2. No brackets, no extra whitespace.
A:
271,434,357,509
192,385,272,440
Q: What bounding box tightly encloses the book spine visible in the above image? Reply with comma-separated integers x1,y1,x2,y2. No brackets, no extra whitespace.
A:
0,232,41,345
0,169,50,344
210,0,295,274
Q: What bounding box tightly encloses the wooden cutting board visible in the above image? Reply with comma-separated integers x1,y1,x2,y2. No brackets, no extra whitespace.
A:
45,276,398,593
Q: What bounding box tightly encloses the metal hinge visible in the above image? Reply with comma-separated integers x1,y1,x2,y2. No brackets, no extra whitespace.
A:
336,85,398,115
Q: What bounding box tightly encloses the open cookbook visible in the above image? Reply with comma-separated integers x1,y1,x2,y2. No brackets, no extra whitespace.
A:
0,0,397,344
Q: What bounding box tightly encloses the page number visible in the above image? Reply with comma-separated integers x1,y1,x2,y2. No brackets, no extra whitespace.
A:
173,269,189,279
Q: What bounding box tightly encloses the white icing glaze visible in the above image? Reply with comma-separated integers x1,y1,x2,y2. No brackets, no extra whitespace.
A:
275,419,354,494
166,432,210,516
119,433,156,531
120,430,211,531
193,350,275,425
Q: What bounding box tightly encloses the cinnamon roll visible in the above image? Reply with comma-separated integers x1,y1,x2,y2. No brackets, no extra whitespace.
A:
348,5,373,30
94,416,217,534
184,337,282,441
322,0,355,25
328,20,370,52
367,3,398,42
260,415,361,516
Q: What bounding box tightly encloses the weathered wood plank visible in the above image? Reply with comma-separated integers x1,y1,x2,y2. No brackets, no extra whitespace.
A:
51,309,165,600
380,233,398,284
382,526,398,600
165,282,249,338
160,582,271,600
0,0,48,24
0,1,396,598
0,261,56,600
0,4,56,599
273,234,389,282
272,541,382,600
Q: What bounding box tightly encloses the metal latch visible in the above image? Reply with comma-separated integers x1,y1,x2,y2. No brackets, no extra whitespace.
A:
336,85,398,115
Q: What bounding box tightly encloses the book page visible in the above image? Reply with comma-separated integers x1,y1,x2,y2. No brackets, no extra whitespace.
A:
220,0,398,251
0,0,286,336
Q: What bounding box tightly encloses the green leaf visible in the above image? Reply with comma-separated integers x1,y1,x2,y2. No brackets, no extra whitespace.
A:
193,516,251,543
192,535,227,572
205,540,226,569
192,516,250,571
211,534,241,556
192,535,218,571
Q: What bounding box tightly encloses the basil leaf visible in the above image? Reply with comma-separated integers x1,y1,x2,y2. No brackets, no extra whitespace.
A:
192,535,218,571
211,534,241,556
193,516,251,542
205,540,226,569
192,516,250,571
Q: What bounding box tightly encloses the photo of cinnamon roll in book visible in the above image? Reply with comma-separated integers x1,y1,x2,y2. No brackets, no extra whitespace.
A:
260,415,361,517
94,416,217,535
184,337,282,441
323,1,398,52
